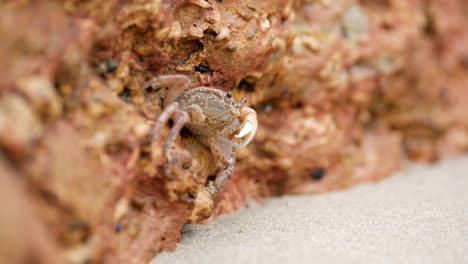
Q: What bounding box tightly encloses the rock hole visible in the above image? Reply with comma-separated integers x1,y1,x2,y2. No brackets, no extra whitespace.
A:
168,119,174,128
194,64,212,74
118,87,132,102
206,175,216,184
145,86,161,93
203,28,218,38
238,79,254,93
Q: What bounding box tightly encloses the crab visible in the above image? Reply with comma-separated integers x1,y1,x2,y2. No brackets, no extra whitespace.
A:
147,75,257,193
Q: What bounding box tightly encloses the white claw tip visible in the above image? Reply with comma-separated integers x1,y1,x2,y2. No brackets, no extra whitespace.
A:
235,121,253,138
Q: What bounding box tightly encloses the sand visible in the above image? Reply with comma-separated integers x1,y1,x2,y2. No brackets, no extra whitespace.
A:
152,157,468,264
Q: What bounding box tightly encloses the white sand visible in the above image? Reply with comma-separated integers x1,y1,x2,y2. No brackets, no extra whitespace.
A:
152,157,468,264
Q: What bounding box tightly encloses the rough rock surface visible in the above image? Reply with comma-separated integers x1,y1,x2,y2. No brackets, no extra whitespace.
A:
0,0,467,263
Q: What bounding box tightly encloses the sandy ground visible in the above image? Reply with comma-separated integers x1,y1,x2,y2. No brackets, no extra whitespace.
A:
152,157,468,264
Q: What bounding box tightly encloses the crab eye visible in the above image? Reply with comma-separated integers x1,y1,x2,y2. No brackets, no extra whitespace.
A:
226,92,232,98
241,97,247,105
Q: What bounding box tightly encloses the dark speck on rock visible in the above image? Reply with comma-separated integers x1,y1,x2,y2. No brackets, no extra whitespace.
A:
260,103,272,113
311,168,325,180
194,64,211,74
99,59,119,74
227,45,238,52
115,222,123,233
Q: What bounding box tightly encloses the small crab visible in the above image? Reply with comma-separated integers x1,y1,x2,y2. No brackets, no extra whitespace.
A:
147,75,257,193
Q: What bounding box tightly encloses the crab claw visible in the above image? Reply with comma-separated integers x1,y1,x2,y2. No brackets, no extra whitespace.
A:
235,121,253,138
233,106,258,150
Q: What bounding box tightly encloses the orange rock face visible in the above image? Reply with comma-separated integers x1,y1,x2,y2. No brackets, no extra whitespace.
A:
0,0,467,263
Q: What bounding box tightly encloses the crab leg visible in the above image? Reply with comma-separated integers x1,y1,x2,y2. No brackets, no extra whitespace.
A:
145,75,191,107
151,102,188,158
214,164,234,191
151,103,180,137
163,111,188,157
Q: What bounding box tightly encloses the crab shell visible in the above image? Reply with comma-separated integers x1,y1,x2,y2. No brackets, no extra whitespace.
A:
172,87,257,151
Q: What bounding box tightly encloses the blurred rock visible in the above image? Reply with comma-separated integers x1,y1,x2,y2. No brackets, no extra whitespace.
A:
0,0,467,263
